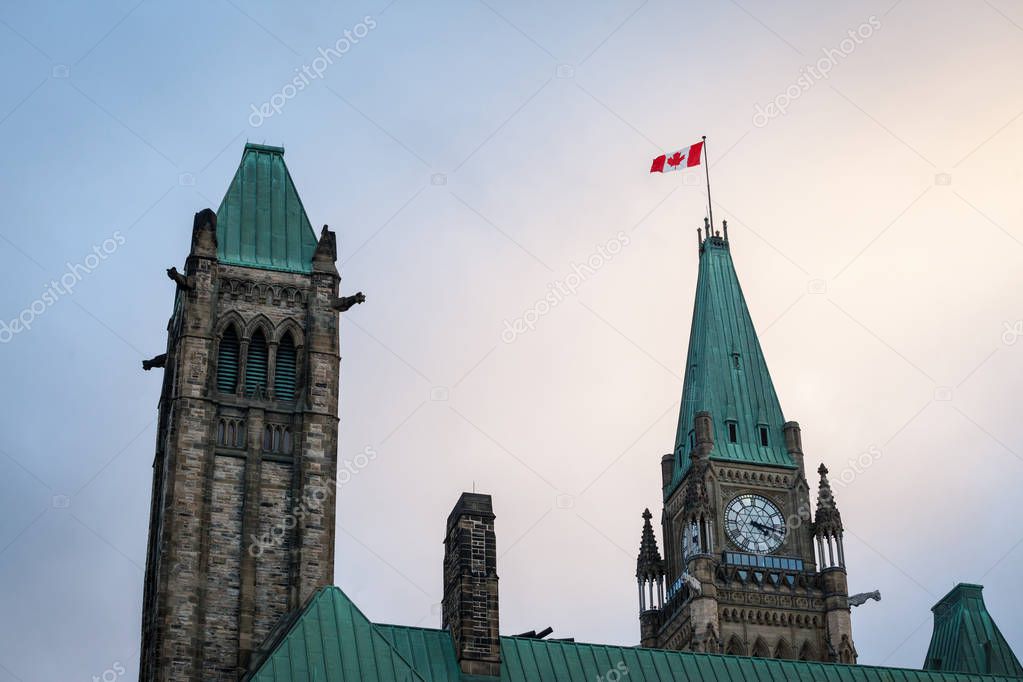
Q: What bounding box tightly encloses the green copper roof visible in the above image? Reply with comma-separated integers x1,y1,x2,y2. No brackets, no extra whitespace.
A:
667,235,794,497
376,624,461,682
250,586,1023,682
217,143,319,273
924,583,1023,676
247,587,427,682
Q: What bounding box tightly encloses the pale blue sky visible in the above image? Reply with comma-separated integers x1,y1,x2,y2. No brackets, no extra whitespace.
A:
1,1,1022,680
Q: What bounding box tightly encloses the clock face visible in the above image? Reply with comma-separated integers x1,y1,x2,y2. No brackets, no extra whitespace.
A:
724,494,786,554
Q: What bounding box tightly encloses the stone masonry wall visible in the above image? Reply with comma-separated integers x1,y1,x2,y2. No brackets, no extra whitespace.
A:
202,455,245,681
254,460,294,645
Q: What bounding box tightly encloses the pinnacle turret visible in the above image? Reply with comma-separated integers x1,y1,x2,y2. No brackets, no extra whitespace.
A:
814,464,843,536
813,464,846,569
636,509,664,581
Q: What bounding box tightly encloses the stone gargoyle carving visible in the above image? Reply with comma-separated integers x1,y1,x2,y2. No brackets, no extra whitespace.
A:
142,354,167,371
166,267,193,291
848,590,881,607
331,292,366,312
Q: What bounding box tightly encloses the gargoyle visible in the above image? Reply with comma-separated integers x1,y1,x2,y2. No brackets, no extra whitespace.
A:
331,291,366,312
166,267,193,291
682,572,702,596
848,590,881,607
142,353,167,371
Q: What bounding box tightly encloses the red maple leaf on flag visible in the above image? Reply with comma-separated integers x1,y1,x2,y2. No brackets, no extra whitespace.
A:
666,151,684,167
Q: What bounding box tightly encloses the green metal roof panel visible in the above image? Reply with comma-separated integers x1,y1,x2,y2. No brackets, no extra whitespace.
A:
667,236,795,498
924,584,1023,676
251,589,1022,681
377,624,462,682
217,143,319,273
248,587,427,682
495,637,1023,682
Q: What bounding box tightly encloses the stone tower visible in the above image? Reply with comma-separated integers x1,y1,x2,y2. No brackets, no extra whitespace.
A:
139,144,362,681
634,222,856,663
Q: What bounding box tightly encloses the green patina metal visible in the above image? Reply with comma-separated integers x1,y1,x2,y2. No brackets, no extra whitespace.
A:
924,584,1023,676
667,235,794,499
248,586,1023,681
246,587,427,682
217,143,319,273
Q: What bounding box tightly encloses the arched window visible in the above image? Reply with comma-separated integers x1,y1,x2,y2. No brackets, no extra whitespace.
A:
751,637,770,658
245,330,269,396
274,333,297,401
261,424,293,454
216,418,245,448
217,327,240,393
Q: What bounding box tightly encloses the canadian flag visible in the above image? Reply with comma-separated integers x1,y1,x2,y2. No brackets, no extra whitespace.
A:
650,141,704,173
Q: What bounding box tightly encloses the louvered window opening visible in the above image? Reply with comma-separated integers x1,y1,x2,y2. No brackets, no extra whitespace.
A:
274,335,297,402
246,332,269,396
217,328,240,393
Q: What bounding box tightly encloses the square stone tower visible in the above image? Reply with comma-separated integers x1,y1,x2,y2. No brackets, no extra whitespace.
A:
139,144,362,681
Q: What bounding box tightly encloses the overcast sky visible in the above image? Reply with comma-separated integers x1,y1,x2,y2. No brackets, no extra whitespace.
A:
1,1,1022,680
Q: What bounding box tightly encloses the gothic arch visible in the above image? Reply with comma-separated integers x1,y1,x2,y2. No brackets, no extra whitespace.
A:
272,318,305,347
798,640,815,661
725,635,746,656
243,313,274,342
751,637,770,658
214,310,245,338
775,638,792,660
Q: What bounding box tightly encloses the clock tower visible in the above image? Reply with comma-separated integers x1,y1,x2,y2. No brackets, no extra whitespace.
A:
634,222,856,663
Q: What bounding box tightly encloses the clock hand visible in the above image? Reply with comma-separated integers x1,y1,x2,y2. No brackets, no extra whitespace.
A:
751,521,775,535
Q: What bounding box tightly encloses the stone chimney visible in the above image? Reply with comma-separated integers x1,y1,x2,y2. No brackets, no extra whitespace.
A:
442,493,500,677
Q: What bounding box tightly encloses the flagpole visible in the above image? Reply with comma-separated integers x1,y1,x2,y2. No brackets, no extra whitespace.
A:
702,135,714,232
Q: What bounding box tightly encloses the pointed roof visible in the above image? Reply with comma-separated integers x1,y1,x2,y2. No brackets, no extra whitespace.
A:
246,586,428,682
217,143,320,273
636,508,664,580
667,232,794,497
924,583,1023,676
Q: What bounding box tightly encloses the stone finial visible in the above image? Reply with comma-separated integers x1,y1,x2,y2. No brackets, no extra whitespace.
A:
190,208,218,257
814,463,843,536
693,411,714,450
636,508,664,581
682,458,711,514
660,453,674,490
312,225,340,275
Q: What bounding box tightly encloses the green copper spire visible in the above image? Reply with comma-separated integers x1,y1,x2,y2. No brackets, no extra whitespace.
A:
924,583,1023,676
216,143,319,273
667,228,794,497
